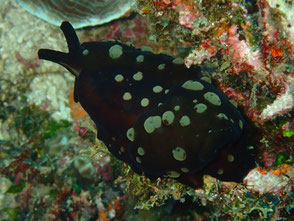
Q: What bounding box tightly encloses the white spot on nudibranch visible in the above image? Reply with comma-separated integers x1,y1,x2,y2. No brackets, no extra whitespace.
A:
136,55,144,63
133,71,143,81
123,92,132,101
153,86,163,93
229,99,238,107
239,120,243,129
109,44,123,59
144,116,162,133
172,147,186,161
162,111,175,125
217,169,224,175
167,171,180,178
137,147,145,156
217,113,228,120
136,156,142,163
200,76,211,84
181,168,189,173
182,80,204,91
204,92,221,106
82,49,89,55
194,103,207,113
172,57,184,65
126,128,135,141
227,154,234,162
174,106,180,111
158,64,166,70
141,98,149,107
179,116,191,127
141,46,153,52
114,74,124,82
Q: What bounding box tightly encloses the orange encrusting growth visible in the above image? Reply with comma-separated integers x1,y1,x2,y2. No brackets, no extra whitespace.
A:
270,46,283,57
68,87,88,120
257,164,291,176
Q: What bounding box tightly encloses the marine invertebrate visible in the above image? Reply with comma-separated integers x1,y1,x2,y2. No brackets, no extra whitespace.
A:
38,21,255,188
16,0,135,28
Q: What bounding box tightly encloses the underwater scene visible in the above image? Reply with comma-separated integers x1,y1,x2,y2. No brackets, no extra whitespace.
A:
0,0,294,220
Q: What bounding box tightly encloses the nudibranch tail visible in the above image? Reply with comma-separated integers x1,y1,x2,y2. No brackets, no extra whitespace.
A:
38,21,82,77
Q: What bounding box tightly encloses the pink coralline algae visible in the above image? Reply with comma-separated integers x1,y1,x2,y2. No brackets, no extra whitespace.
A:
166,0,294,124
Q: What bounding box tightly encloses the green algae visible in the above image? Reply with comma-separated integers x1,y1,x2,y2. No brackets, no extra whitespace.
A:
276,153,287,166
43,120,71,139
283,130,294,138
3,208,21,221
6,180,26,193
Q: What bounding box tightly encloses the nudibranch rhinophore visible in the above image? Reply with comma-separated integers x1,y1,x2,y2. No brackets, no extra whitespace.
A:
38,21,255,188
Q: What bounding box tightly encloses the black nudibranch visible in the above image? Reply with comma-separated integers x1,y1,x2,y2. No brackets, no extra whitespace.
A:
38,21,255,188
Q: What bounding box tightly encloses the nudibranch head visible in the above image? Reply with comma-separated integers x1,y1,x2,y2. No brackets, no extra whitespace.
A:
38,21,255,188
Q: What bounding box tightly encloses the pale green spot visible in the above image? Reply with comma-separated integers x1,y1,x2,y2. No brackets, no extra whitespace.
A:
158,64,166,70
126,128,135,141
239,120,243,129
141,46,153,52
137,147,145,156
141,98,149,107
136,156,142,163
172,147,186,161
217,113,228,120
229,99,238,107
172,57,184,65
114,74,124,82
133,71,143,81
82,49,89,55
144,116,162,133
227,154,234,162
162,111,175,125
167,171,180,178
182,80,204,91
204,92,221,106
125,41,133,46
200,76,211,84
123,92,132,101
194,103,207,113
153,86,163,93
193,99,198,103
179,116,190,127
152,116,162,128
181,168,189,173
217,169,224,175
136,55,144,63
174,105,180,111
109,44,123,59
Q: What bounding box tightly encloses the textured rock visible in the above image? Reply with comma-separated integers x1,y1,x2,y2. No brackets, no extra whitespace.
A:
17,0,135,28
